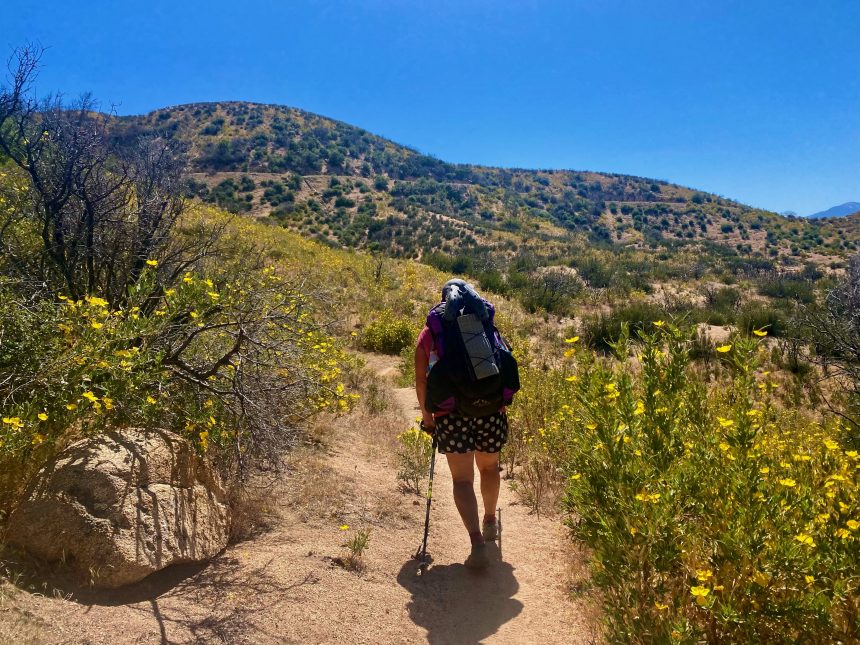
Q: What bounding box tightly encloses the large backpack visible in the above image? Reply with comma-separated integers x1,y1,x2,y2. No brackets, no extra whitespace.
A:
425,279,520,417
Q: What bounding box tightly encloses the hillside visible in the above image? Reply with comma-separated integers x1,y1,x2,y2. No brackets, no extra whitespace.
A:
109,102,857,275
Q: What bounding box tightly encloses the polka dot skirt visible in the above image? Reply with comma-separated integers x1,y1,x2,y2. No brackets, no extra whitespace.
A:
434,412,509,454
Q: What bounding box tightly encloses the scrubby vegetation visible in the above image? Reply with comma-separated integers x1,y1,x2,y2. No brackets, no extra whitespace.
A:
395,426,434,495
105,99,859,322
2,45,860,644
507,320,859,642
0,51,358,517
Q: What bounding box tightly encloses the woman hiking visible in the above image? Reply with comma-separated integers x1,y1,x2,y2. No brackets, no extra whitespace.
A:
414,279,518,570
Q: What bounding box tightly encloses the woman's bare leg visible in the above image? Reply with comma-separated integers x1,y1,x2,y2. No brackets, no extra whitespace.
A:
475,451,501,520
445,451,480,536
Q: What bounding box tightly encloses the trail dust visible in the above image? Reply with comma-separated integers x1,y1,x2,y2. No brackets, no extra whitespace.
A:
0,354,599,644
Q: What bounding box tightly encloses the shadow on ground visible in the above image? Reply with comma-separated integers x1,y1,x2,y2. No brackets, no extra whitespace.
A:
3,552,317,644
106,556,317,644
397,543,523,645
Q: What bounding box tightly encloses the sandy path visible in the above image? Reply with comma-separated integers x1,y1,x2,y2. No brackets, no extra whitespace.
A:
1,355,596,644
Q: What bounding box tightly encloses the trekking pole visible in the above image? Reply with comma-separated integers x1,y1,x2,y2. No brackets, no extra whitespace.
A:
414,425,438,573
497,506,502,559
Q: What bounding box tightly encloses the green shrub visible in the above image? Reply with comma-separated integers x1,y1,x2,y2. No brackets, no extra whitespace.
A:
737,302,789,337
757,276,816,304
509,322,859,642
582,302,667,352
396,426,433,494
360,315,416,354
0,233,357,513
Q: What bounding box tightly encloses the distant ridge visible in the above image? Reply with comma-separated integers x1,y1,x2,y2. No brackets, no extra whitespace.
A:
102,101,859,260
807,202,860,219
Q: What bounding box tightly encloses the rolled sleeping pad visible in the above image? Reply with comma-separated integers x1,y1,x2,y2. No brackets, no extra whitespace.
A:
457,313,500,380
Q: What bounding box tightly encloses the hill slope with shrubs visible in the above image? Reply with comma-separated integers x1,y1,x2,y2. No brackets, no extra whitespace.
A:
109,102,856,270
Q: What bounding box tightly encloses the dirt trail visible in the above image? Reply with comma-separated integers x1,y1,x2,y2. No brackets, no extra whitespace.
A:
1,355,596,645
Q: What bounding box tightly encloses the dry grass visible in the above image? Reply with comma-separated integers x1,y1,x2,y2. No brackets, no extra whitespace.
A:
0,579,50,645
227,479,283,543
0,611,49,645
356,411,406,459
282,448,349,524
562,542,605,644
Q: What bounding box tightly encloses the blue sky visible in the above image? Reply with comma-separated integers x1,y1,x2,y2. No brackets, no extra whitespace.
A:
4,0,858,215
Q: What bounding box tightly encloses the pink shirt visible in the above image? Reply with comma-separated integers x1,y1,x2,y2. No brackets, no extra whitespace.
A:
416,326,434,361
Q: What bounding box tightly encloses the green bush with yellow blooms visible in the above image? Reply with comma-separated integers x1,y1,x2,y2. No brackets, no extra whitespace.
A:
0,216,358,514
508,322,858,643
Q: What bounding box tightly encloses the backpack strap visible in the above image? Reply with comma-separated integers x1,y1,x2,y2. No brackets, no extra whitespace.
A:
426,303,447,357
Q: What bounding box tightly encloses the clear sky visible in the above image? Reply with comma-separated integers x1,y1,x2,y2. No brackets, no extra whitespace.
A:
4,0,858,215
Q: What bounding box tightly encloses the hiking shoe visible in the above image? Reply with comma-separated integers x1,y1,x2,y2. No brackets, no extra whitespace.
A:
464,543,490,570
482,519,498,542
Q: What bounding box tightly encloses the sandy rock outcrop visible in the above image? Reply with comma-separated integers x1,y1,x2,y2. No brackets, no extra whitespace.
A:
6,428,230,588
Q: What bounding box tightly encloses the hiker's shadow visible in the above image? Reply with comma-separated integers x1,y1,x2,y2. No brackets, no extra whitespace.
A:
396,543,523,645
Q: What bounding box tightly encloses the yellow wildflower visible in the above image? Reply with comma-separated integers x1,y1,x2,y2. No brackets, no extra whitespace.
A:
778,478,796,487
339,525,349,530
146,259,158,267
753,571,770,586
794,533,815,547
716,345,732,353
38,412,48,421
564,336,580,343
753,329,768,337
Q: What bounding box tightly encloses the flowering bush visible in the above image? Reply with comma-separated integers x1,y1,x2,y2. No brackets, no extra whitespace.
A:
396,425,433,494
509,323,859,642
360,315,417,355
0,259,357,512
